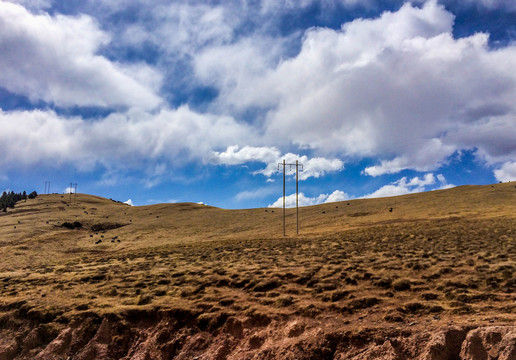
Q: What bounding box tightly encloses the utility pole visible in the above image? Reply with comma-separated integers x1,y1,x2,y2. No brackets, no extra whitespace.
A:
283,159,286,236
278,159,303,236
74,183,77,204
44,181,47,195
69,182,73,204
296,160,300,235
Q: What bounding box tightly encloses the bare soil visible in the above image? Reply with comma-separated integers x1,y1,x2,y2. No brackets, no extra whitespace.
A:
0,183,515,359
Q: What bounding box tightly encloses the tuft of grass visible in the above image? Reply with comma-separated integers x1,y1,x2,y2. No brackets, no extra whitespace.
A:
393,279,411,291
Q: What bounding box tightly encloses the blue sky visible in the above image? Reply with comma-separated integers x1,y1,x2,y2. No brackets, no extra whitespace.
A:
1,0,516,208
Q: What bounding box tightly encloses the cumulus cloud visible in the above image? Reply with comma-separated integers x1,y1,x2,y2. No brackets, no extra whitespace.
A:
0,1,161,109
0,106,251,171
211,145,280,166
124,199,133,206
445,114,516,165
63,186,76,194
363,139,456,176
212,145,344,180
362,173,453,198
325,190,349,203
269,189,349,208
494,161,516,182
2,0,516,190
195,1,516,176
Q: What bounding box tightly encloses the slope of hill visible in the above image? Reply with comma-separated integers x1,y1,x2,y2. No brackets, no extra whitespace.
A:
0,183,515,359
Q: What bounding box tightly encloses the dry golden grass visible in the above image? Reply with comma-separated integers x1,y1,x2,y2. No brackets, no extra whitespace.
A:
0,182,515,347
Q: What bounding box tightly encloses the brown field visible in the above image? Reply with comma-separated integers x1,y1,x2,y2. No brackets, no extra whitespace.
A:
0,182,515,359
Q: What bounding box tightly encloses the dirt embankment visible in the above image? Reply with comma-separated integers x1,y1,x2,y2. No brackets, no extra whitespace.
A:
1,306,514,360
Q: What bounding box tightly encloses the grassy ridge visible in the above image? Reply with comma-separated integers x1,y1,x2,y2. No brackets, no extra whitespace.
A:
0,182,515,331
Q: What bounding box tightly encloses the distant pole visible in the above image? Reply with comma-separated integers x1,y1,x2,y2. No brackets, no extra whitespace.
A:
296,160,299,235
44,181,47,195
278,159,303,236
69,182,73,204
74,183,77,204
48,181,50,194
283,159,286,236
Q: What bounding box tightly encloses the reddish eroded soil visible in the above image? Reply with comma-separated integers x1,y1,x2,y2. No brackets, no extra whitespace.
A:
0,308,515,359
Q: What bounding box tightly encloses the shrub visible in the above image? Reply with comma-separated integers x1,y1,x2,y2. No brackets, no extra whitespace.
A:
349,297,381,310
61,221,82,229
275,296,294,307
252,279,280,292
374,278,392,289
61,222,75,229
421,292,439,300
393,279,411,291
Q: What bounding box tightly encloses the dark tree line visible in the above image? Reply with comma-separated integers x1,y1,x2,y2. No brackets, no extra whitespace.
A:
1,190,37,212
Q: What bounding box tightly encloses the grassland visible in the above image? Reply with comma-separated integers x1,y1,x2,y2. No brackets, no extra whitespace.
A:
0,183,515,359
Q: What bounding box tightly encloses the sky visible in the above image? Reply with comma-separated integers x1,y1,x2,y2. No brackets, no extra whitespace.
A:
1,0,516,209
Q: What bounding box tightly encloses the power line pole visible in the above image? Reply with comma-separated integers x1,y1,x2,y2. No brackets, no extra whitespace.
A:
283,159,286,236
44,181,47,195
296,160,303,235
69,182,73,204
278,159,303,236
74,183,77,204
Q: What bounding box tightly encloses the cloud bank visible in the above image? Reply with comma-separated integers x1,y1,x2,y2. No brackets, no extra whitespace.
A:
1,0,515,196
212,145,344,180
0,1,161,109
269,190,349,208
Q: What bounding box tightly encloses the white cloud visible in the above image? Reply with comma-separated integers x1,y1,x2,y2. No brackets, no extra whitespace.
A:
445,114,516,165
195,1,516,176
363,139,456,176
0,106,251,172
325,189,349,203
363,173,440,198
494,161,516,182
212,145,280,166
269,189,349,208
124,199,133,206
436,173,455,189
257,153,344,180
212,145,344,180
63,186,76,194
2,0,516,186
0,1,161,109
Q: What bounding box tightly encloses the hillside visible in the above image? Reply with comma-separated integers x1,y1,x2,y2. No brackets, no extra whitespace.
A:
0,183,515,359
